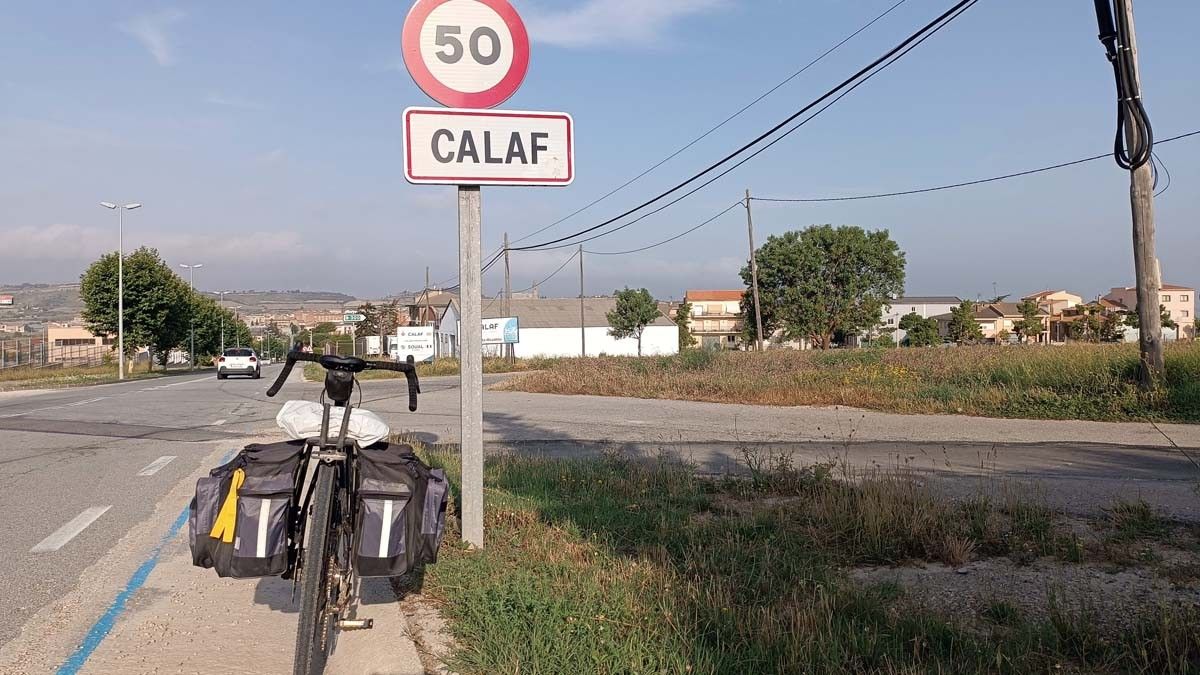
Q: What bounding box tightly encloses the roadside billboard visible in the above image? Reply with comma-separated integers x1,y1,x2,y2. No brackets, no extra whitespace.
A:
481,317,519,345
0,295,13,306
393,326,436,363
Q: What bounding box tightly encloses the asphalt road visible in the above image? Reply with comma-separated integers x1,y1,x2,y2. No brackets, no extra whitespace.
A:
0,365,1197,672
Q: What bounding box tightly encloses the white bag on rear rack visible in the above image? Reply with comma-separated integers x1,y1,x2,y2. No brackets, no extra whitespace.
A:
275,400,391,445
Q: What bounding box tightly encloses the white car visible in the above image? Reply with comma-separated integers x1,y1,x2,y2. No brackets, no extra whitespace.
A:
217,348,261,380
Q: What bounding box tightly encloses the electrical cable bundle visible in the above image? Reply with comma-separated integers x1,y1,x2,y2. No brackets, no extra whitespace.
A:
1093,0,1154,170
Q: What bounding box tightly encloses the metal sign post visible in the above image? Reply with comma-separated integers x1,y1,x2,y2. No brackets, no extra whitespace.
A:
457,185,484,548
402,0,571,550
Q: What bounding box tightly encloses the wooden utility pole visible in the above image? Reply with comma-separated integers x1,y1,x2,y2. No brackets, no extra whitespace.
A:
503,232,514,362
424,266,432,327
1121,1,1164,388
578,245,586,357
744,189,766,352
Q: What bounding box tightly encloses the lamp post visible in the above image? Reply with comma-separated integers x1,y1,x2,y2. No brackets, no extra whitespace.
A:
179,264,203,369
218,291,227,354
100,201,142,380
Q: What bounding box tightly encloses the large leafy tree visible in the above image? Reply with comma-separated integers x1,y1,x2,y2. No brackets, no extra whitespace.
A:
355,300,401,339
1124,304,1176,330
674,301,697,350
607,287,661,356
1012,300,1044,343
740,226,905,350
948,300,983,345
80,247,191,365
899,312,940,347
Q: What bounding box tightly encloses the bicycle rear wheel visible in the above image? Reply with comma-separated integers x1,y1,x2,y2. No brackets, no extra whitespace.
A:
294,463,336,675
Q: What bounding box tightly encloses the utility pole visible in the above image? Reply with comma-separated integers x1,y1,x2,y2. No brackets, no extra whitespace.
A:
503,233,513,362
425,266,432,327
1120,0,1163,388
578,245,586,357
744,189,766,352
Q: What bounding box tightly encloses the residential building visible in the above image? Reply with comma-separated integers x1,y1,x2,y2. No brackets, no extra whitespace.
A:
46,325,115,364
438,297,678,358
0,323,27,334
879,296,961,344
1103,284,1195,338
685,290,744,350
933,302,1048,343
1022,290,1084,316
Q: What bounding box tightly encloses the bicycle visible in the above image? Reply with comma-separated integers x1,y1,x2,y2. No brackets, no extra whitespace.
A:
266,350,421,675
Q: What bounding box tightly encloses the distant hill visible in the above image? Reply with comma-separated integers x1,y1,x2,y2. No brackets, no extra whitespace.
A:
0,284,364,322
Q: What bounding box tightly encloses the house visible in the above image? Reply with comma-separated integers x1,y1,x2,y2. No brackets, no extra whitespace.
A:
1103,284,1195,339
932,302,1048,343
1023,290,1084,316
438,297,678,358
684,290,744,350
46,325,115,365
0,322,27,334
879,296,961,344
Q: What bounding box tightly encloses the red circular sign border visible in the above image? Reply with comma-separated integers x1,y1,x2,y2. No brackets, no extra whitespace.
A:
402,0,530,109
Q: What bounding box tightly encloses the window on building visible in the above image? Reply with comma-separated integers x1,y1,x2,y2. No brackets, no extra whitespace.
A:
887,318,895,325
1183,310,1191,318
1162,295,1172,303
911,306,916,312
1182,295,1191,302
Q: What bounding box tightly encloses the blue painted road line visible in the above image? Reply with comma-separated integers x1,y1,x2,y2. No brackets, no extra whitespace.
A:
56,449,238,675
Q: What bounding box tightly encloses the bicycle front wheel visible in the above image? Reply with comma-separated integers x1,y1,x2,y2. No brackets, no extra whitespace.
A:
294,463,336,675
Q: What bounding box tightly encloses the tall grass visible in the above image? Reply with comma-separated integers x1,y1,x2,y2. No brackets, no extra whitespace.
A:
414,449,1200,674
0,362,166,390
498,343,1200,422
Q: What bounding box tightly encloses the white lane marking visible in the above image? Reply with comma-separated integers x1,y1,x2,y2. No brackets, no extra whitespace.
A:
65,397,107,407
136,455,177,476
30,506,113,553
0,404,65,418
212,419,227,426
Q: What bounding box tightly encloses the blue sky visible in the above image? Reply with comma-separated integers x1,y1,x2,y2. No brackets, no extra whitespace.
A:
2,0,1197,301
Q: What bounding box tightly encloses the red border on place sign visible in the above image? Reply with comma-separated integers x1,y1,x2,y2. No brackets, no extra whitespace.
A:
402,0,530,109
403,107,574,185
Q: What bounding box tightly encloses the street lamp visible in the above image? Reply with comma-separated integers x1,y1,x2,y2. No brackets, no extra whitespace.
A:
218,290,228,353
179,264,203,369
100,201,142,380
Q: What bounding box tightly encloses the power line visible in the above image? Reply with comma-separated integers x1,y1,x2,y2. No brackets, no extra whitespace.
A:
508,0,912,247
510,0,980,252
750,129,1199,203
482,249,581,314
517,0,978,253
585,202,743,256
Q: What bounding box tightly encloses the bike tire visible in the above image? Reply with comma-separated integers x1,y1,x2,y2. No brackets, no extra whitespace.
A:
294,464,336,675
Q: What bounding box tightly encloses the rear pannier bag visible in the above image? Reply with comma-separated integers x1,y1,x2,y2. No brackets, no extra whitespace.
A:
354,444,450,577
189,441,303,578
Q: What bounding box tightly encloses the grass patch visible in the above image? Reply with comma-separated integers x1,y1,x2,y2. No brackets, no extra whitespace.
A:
497,342,1200,422
0,362,174,391
410,449,1200,674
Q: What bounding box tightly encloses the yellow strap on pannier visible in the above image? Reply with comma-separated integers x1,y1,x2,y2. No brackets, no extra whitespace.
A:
209,468,245,543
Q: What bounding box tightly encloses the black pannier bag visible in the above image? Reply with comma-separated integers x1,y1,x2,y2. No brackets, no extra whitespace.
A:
355,444,449,578
189,441,303,578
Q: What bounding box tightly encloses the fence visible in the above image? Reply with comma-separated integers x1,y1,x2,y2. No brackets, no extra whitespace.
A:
0,337,111,370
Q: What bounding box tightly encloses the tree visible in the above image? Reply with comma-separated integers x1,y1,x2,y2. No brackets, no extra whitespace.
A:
80,247,191,366
869,333,895,348
1101,313,1126,342
947,300,983,345
1012,300,1044,343
190,295,252,362
607,287,660,356
899,312,940,347
1125,305,1175,330
674,301,697,350
741,225,905,349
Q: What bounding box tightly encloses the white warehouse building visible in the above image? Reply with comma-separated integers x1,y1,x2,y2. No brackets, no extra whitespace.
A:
437,297,678,358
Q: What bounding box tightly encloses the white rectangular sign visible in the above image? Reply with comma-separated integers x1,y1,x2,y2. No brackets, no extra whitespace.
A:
393,326,436,363
403,107,574,186
481,317,520,345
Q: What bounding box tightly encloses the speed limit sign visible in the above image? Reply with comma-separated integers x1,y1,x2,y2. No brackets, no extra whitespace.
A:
402,0,530,109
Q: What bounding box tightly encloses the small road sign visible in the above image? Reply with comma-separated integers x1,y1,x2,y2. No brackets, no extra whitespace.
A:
402,0,530,109
403,107,574,186
343,312,366,323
